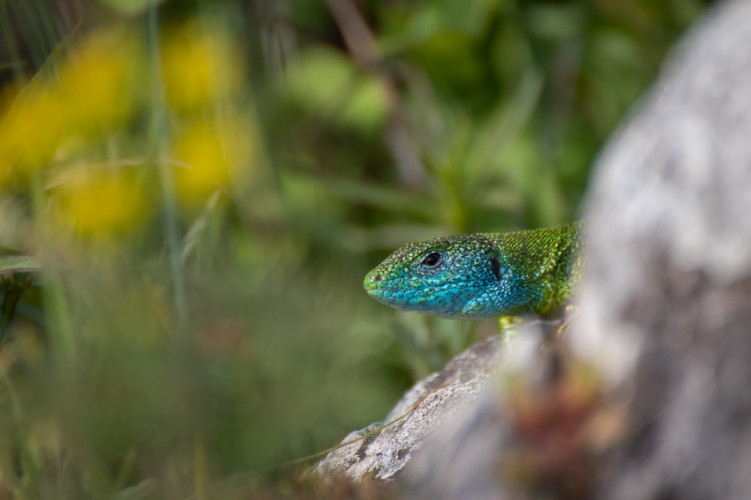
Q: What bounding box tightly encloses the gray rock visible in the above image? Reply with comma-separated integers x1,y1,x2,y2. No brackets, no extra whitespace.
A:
572,0,751,498
401,325,574,500
314,335,502,481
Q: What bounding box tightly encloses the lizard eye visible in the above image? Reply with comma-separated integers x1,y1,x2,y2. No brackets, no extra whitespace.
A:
421,252,442,268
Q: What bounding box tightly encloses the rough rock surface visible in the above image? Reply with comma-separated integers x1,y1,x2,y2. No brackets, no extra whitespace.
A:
314,335,502,480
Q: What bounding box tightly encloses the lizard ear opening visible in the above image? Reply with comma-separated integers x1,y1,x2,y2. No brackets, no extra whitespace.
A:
490,254,502,281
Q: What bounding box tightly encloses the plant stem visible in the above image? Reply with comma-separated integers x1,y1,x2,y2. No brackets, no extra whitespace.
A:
146,6,188,332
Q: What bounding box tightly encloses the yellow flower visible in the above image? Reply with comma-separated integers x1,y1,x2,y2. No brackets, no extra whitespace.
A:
0,30,138,177
0,161,10,185
54,167,147,236
171,117,253,205
161,21,243,112
0,129,12,183
0,85,65,172
57,30,139,134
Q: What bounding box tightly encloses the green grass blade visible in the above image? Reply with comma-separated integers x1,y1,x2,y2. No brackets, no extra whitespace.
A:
0,255,42,275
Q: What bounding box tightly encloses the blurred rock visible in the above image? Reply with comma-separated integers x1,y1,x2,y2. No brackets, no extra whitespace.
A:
573,0,751,498
400,324,600,500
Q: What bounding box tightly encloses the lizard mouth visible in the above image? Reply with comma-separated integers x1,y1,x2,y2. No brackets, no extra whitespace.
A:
364,288,386,300
363,277,509,319
364,287,424,309
365,274,484,292
363,278,463,302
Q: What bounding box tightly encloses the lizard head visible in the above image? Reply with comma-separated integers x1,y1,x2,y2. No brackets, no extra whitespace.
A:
363,234,528,319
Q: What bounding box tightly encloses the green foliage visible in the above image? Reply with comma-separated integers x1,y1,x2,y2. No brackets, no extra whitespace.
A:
282,47,390,133
0,0,709,497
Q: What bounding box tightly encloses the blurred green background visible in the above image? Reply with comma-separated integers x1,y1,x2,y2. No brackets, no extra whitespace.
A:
0,0,708,497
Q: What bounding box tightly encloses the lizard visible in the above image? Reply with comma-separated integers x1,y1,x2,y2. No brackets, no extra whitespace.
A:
363,222,584,337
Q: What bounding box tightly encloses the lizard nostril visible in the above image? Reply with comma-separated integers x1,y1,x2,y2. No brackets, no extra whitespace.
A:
374,274,383,282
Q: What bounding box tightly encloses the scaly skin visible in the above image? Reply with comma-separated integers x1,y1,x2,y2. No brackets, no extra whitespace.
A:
363,223,584,325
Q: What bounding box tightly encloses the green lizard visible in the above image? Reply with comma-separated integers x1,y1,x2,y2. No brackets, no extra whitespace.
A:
363,222,584,335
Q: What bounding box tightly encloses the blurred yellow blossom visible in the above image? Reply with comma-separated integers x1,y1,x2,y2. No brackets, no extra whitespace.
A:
0,162,9,185
0,30,140,179
57,30,140,134
171,117,254,205
53,167,147,236
161,21,244,111
0,85,65,172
